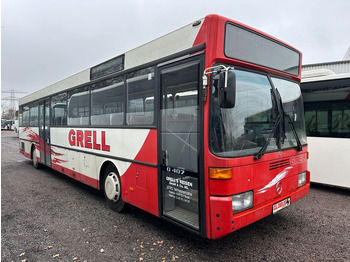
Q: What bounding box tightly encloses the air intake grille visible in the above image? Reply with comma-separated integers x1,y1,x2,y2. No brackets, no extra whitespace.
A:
269,159,289,170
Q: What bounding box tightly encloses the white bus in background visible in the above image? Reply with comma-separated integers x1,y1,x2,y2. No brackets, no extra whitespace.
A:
301,69,350,189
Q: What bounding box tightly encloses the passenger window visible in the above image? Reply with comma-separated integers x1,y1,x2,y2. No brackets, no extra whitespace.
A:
51,93,67,126
126,67,155,125
91,76,124,125
68,86,90,125
22,106,30,126
29,102,39,126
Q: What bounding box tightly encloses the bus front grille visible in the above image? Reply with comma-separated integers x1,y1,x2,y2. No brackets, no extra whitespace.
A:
269,159,289,170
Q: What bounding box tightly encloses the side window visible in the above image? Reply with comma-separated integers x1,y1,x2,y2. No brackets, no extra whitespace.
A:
126,67,155,125
91,76,124,125
21,106,30,126
304,101,350,138
51,93,67,126
305,110,316,135
68,86,90,125
29,102,39,126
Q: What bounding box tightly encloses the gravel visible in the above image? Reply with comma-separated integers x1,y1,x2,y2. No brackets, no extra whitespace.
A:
2,131,350,261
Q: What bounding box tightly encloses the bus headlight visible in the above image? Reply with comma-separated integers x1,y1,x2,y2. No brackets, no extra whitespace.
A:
298,171,307,187
232,191,253,214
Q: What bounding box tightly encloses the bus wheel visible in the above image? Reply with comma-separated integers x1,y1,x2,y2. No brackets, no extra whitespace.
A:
32,147,40,169
103,164,126,212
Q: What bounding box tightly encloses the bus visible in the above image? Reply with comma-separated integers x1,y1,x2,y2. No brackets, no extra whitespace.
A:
301,69,350,189
19,14,309,239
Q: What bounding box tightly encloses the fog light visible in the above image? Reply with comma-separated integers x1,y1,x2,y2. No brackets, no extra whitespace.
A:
232,191,253,214
298,171,307,187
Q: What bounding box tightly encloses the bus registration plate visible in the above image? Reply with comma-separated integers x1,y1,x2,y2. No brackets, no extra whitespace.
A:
273,198,290,214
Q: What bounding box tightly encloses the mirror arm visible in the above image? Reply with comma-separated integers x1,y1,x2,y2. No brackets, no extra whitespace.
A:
202,65,235,105
203,65,234,88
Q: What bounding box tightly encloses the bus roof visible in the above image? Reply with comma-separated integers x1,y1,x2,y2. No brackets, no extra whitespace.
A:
20,14,301,106
301,70,350,99
19,17,205,106
301,69,350,83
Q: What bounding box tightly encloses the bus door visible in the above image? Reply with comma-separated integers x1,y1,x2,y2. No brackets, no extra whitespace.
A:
39,99,51,167
160,59,202,231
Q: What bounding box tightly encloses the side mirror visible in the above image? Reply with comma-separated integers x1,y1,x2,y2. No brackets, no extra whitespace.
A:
214,70,236,108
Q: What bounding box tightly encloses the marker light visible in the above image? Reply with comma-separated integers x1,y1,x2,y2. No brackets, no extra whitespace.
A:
232,191,253,214
209,168,232,180
298,171,307,187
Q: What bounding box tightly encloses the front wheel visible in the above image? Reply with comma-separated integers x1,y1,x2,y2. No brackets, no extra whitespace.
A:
102,164,127,212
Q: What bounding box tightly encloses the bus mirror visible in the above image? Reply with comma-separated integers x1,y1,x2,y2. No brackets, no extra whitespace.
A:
218,70,236,108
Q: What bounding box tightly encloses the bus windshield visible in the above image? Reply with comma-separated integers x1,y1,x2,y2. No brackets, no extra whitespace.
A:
210,69,307,158
272,77,307,151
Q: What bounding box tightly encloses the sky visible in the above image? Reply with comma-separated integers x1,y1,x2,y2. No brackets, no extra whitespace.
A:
1,0,350,100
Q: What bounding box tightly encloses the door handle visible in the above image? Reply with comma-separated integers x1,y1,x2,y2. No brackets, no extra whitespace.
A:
162,150,168,166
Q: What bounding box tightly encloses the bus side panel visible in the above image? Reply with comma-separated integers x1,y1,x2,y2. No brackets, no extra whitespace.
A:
19,126,39,159
308,137,350,188
19,139,33,159
122,164,158,216
79,153,98,188
49,128,159,215
120,129,158,216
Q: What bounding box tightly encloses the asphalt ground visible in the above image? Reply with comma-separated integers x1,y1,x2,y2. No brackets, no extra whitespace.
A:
1,131,350,262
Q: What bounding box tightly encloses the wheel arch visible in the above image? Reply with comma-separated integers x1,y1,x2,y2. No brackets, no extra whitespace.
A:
30,143,36,160
99,160,119,191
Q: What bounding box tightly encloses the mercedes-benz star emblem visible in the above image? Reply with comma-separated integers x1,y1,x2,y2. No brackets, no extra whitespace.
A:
276,182,283,195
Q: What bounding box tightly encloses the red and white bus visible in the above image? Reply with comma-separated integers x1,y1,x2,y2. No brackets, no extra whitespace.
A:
19,14,309,239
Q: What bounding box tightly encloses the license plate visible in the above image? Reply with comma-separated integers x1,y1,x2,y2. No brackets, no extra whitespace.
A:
273,198,290,214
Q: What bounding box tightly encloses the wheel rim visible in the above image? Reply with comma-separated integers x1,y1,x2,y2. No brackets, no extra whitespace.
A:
104,172,121,203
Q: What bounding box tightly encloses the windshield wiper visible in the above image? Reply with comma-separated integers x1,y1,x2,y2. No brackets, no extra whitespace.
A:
275,88,303,152
254,112,303,160
285,114,303,151
254,113,283,160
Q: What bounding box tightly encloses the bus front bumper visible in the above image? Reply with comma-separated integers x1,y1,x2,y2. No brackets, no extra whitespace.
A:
208,183,310,239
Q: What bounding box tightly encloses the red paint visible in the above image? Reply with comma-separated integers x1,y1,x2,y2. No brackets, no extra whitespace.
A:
93,131,101,150
209,183,309,239
51,158,67,164
122,130,159,216
85,131,92,149
122,163,159,217
23,127,39,142
68,129,109,152
134,129,157,164
76,130,84,147
68,130,75,146
51,148,64,156
101,131,110,152
346,92,350,100
194,15,306,238
20,148,31,158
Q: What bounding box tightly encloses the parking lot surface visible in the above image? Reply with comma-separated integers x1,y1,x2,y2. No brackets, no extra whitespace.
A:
1,131,350,261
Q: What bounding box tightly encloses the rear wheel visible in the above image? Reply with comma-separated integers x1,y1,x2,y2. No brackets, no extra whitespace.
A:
32,146,40,169
102,164,126,212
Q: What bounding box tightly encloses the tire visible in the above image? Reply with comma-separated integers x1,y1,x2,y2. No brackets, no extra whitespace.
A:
32,146,40,169
102,164,127,212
